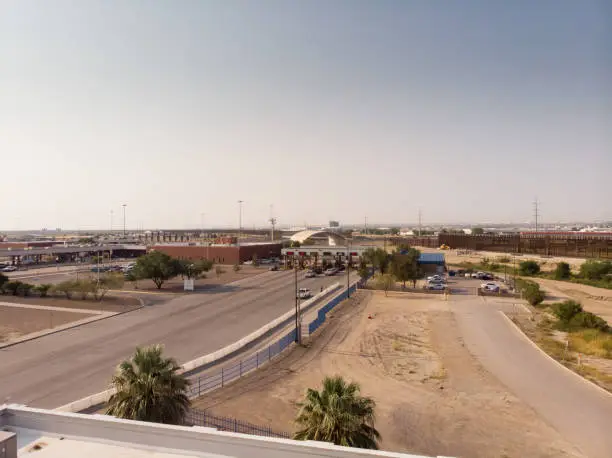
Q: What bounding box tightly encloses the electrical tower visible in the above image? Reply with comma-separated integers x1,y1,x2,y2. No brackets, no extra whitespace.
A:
269,204,277,241
533,198,540,232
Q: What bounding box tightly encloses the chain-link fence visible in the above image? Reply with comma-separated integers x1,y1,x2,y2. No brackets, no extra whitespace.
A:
186,328,297,399
186,408,291,438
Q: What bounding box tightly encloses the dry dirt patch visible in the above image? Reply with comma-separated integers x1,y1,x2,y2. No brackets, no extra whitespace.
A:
0,305,94,342
192,291,583,458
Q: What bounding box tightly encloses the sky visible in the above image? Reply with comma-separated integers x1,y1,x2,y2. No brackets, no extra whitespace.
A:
1,0,610,230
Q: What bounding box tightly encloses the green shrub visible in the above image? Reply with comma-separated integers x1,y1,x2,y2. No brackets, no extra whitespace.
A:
519,260,540,276
523,283,545,306
3,281,23,296
569,312,610,332
579,260,612,281
0,273,8,289
35,284,52,297
554,262,571,280
497,256,511,263
551,300,583,323
17,282,34,297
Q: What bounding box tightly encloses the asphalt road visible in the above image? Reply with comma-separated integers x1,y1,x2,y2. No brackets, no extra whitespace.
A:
0,269,355,408
451,293,612,458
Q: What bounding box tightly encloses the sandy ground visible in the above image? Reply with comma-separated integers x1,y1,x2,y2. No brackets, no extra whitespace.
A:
533,278,612,325
0,295,141,313
192,290,583,458
0,305,94,342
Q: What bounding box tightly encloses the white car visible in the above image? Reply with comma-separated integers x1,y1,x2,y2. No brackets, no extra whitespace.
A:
1,265,17,272
305,270,316,278
297,288,312,299
426,283,446,291
427,275,443,282
481,282,500,292
324,268,338,276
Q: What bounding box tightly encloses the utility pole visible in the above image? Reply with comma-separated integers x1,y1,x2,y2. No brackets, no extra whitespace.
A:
294,257,301,344
418,208,422,237
364,216,367,235
269,204,276,241
122,204,127,237
346,238,351,298
237,200,243,247
200,213,205,234
110,210,114,234
533,198,540,232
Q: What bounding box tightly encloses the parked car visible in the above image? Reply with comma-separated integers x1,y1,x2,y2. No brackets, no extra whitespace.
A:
305,270,316,278
426,283,446,291
91,266,110,273
1,265,17,272
324,268,338,276
427,274,443,282
297,288,312,299
481,282,500,292
268,264,279,271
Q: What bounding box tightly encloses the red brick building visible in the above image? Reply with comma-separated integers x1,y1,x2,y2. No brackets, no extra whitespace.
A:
150,242,282,264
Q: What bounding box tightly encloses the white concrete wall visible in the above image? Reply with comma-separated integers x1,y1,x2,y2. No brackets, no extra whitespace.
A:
1,405,450,458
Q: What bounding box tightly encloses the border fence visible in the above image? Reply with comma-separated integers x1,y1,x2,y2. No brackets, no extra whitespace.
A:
186,408,291,438
186,328,297,398
308,283,357,335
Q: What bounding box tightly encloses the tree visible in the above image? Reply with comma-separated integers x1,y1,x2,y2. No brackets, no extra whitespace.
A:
519,260,540,276
389,227,400,235
523,282,545,306
471,227,485,235
290,240,301,248
52,279,79,299
176,259,213,280
554,262,571,280
390,248,421,288
362,248,390,274
106,345,190,425
375,273,395,296
357,262,370,284
294,376,380,449
134,251,181,289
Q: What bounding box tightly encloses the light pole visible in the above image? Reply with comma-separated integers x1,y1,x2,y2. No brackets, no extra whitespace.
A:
237,200,243,247
110,210,114,234
122,204,127,237
294,255,301,344
346,238,351,298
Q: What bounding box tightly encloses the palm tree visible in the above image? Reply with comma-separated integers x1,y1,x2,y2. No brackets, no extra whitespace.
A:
106,345,190,425
294,376,381,449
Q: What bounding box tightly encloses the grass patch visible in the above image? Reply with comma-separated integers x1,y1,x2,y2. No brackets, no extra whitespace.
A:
575,364,612,387
537,336,575,363
391,339,404,352
568,329,612,359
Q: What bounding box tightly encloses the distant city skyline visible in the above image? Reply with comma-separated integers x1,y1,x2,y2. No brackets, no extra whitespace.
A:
1,1,610,230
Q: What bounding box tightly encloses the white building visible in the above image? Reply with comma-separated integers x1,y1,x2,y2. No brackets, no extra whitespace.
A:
0,404,452,458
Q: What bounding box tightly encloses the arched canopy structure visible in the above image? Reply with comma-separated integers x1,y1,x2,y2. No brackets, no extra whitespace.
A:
289,230,346,246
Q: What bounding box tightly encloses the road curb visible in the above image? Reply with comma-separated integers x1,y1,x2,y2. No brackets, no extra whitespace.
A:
0,297,145,351
499,311,612,399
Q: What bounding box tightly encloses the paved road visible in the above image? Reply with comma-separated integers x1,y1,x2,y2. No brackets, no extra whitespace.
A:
0,270,355,408
451,294,612,458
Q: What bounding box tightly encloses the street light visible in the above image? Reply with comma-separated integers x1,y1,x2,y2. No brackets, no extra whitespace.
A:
294,255,301,344
346,238,351,298
122,204,127,237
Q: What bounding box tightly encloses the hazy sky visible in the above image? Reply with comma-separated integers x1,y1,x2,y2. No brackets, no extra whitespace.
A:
1,1,610,230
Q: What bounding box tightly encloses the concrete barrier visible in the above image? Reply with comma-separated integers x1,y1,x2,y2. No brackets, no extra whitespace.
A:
55,283,341,413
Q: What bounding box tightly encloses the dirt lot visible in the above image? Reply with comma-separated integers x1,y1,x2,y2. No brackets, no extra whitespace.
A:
0,295,141,313
192,290,583,458
0,304,94,343
417,247,587,273
123,265,267,293
532,277,612,325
